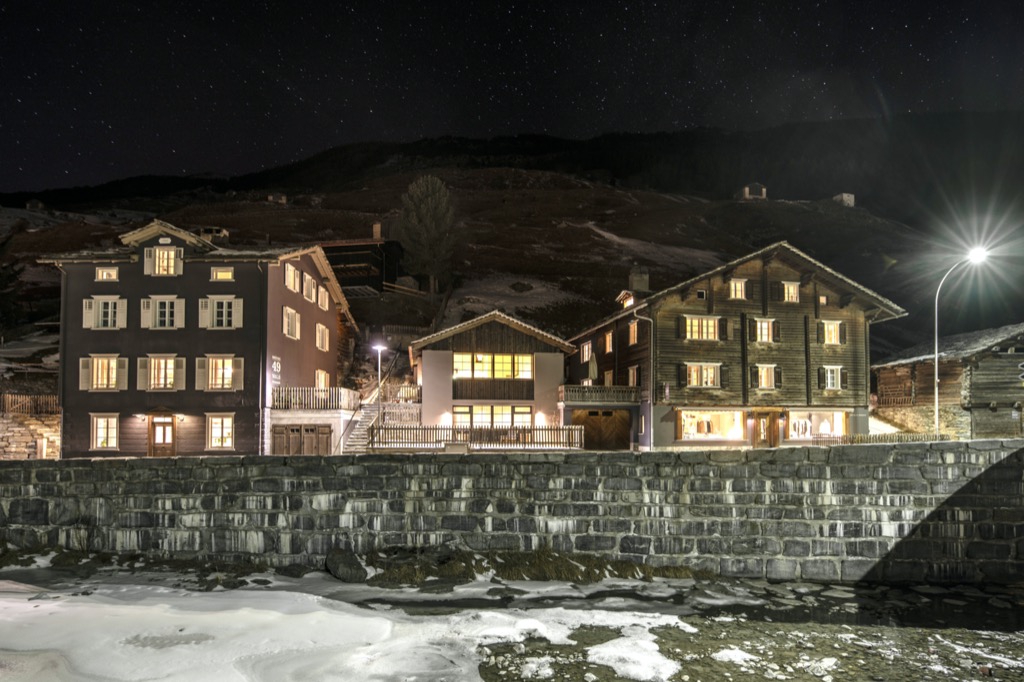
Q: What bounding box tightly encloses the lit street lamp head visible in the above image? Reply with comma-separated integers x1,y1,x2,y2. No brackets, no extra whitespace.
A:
967,247,988,264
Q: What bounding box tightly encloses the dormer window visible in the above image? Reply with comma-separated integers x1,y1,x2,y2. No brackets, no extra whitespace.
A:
622,295,634,308
144,246,183,276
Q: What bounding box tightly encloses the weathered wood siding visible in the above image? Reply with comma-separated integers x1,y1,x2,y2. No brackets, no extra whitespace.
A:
969,354,1024,438
420,321,558,355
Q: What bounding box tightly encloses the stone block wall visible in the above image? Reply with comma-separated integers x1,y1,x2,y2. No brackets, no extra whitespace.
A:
1,440,1023,584
0,415,61,460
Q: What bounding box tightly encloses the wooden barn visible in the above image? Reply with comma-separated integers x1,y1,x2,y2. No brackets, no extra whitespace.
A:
873,322,1024,439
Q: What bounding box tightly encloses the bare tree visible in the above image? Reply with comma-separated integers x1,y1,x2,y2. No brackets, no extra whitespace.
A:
396,175,456,294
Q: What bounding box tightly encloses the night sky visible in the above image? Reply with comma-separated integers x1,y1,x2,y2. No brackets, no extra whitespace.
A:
2,1,1023,193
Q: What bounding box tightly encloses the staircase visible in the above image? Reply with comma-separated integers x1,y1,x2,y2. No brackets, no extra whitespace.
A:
343,403,379,453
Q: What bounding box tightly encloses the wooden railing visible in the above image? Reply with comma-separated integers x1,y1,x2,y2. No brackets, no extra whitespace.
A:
811,433,950,446
1,393,60,415
383,384,422,403
558,385,641,404
271,386,361,411
368,424,585,450
878,385,914,407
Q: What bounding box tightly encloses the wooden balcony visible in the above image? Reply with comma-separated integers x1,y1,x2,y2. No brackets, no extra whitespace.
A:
558,385,641,405
271,386,361,411
368,424,585,450
1,393,60,415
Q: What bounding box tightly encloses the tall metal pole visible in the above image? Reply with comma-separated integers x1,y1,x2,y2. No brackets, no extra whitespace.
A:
934,260,965,438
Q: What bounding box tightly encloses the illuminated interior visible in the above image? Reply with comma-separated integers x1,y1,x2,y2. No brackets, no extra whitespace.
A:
787,411,846,439
678,410,744,440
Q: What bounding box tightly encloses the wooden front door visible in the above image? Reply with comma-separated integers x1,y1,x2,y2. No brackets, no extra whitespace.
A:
149,415,176,457
752,412,779,448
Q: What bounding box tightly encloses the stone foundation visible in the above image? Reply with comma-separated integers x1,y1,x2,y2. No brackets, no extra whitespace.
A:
0,414,61,460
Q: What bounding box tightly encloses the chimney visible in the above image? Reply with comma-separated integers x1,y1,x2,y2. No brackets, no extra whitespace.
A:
372,222,383,240
629,265,650,294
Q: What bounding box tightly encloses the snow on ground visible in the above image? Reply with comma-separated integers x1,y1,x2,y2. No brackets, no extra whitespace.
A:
573,221,721,271
441,274,581,327
0,574,692,682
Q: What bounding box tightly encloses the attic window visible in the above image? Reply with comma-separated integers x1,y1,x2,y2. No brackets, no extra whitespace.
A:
695,289,707,300
211,267,234,281
729,279,747,299
622,294,635,308
819,295,829,306
95,267,118,281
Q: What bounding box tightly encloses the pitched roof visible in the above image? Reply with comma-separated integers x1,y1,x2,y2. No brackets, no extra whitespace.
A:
409,310,575,354
120,219,217,249
569,241,907,341
873,321,1024,368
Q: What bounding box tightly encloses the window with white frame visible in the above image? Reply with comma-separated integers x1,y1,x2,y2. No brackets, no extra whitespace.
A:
284,263,301,292
196,356,243,391
753,318,777,343
90,414,119,450
685,363,720,388
83,296,126,330
137,355,184,391
729,278,747,299
283,306,300,339
685,315,720,340
206,414,234,450
144,246,183,276
580,341,592,363
821,320,843,345
628,320,639,345
140,296,184,329
79,355,127,391
199,296,243,330
604,330,613,353
95,266,118,281
302,272,316,302
753,364,778,389
452,353,532,379
628,365,640,387
317,285,330,310
316,369,330,388
783,281,800,302
210,266,234,281
316,323,330,352
821,365,844,390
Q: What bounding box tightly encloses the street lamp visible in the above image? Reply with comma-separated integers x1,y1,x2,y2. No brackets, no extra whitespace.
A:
372,342,387,419
933,247,988,437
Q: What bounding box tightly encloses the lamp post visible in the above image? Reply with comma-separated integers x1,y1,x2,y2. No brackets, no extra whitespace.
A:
933,247,988,437
372,343,387,418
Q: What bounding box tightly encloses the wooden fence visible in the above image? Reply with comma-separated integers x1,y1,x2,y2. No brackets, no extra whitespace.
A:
811,432,950,446
271,387,361,411
1,393,60,415
368,424,585,450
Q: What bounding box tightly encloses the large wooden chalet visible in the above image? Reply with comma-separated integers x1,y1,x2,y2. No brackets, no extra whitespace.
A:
41,220,360,458
873,322,1024,439
563,242,906,449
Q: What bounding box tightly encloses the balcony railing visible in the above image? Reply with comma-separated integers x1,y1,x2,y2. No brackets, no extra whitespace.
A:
271,386,361,411
558,385,641,405
811,433,950,446
1,393,60,415
368,424,585,450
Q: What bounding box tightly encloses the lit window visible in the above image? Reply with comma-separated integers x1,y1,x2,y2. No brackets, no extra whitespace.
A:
83,296,125,329
284,263,301,292
206,414,234,450
453,353,472,379
207,356,235,390
302,272,316,302
473,405,491,426
316,369,330,388
580,341,592,363
211,267,234,281
318,286,330,310
753,364,777,389
685,363,720,388
678,410,744,440
581,379,593,386
453,406,471,427
685,315,720,340
152,246,179,276
819,294,829,306
628,320,639,345
149,356,177,390
514,354,532,379
283,306,300,339
783,282,799,302
90,414,119,450
493,354,514,379
621,294,634,308
729,278,747,299
316,323,330,352
822,321,843,345
513,406,532,427
85,355,122,391
474,353,492,379
822,365,843,390
628,365,640,386
604,330,613,353
492,405,512,427
95,267,118,281
754,318,776,343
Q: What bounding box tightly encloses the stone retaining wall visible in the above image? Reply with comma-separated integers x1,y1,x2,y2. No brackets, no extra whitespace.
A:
0,414,61,460
1,440,1023,584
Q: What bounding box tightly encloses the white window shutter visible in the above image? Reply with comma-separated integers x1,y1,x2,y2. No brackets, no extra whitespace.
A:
195,357,208,391
174,299,185,328
140,299,152,329
144,247,154,275
174,247,184,275
79,358,91,390
282,308,289,336
116,299,127,329
233,299,243,328
199,298,210,328
137,358,149,391
295,312,301,339
174,357,186,390
232,357,244,390
117,357,128,390
82,299,94,329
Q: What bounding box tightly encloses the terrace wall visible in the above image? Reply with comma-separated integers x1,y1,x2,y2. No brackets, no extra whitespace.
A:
1,440,1023,584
